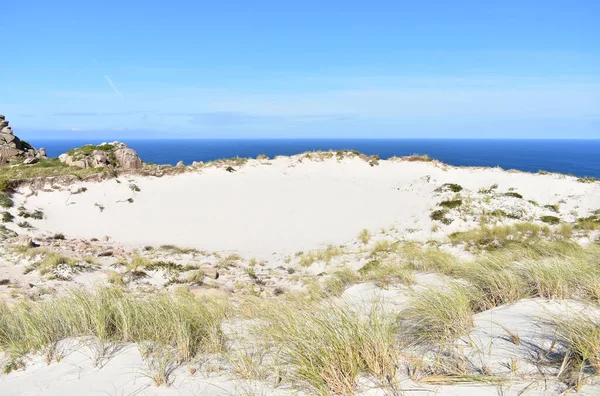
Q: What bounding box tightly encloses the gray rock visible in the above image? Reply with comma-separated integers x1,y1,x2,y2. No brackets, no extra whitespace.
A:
1,127,13,135
23,157,39,165
37,148,47,158
0,120,8,129
91,150,110,167
114,147,142,169
0,115,4,121
0,133,16,143
176,160,185,168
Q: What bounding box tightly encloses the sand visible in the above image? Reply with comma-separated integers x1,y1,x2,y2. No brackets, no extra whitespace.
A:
13,156,600,258
2,155,600,395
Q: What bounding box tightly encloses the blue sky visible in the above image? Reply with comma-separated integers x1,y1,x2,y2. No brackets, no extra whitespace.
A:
3,1,599,139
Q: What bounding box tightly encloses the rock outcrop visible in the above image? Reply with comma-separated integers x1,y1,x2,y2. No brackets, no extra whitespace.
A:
0,114,46,163
59,141,143,170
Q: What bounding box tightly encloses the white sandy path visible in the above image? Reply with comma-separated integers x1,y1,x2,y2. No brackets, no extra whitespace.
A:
17,157,600,258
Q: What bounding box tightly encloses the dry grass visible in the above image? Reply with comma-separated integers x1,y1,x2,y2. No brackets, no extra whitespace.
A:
358,259,415,288
0,287,227,366
448,222,565,251
400,243,459,275
400,284,475,346
553,311,600,389
256,300,398,395
0,158,105,181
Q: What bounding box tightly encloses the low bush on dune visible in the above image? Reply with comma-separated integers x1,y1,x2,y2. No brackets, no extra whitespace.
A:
435,183,463,193
401,154,435,162
430,209,453,225
439,199,463,209
0,158,104,181
0,287,227,367
540,215,561,225
0,193,13,208
449,222,560,250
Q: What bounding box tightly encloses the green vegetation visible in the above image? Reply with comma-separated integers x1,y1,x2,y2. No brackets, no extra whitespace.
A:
435,183,463,193
0,178,10,192
400,153,434,162
401,284,474,345
543,204,560,213
577,177,599,183
478,183,498,194
257,300,397,395
2,212,13,223
540,215,560,224
430,209,453,225
449,222,561,250
439,199,462,209
0,194,13,208
576,213,600,230
503,192,523,199
359,228,371,244
0,158,104,181
0,287,227,368
23,252,84,276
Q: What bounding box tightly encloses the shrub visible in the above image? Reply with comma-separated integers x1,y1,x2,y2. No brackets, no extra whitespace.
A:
577,177,599,184
478,184,498,194
17,221,32,229
435,183,463,193
225,166,236,173
0,194,13,208
540,215,560,225
439,199,462,209
576,214,600,230
401,154,434,162
543,204,560,213
1,212,13,223
0,178,10,192
503,192,523,199
430,209,453,225
359,229,371,244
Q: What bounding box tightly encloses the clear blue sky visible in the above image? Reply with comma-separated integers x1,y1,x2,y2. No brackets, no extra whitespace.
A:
3,1,599,139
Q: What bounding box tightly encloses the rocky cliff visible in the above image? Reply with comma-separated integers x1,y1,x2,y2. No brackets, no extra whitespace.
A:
0,114,46,163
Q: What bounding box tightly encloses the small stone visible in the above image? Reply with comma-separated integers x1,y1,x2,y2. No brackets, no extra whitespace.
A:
14,235,34,248
23,157,39,165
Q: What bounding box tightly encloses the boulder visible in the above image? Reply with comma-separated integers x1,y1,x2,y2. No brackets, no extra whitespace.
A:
1,126,13,135
0,120,8,129
114,147,142,169
59,153,88,168
0,115,5,121
176,160,185,168
23,157,39,165
0,133,16,144
90,150,110,167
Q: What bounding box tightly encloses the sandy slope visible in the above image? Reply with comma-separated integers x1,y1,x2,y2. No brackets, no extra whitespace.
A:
15,156,600,257
2,156,600,395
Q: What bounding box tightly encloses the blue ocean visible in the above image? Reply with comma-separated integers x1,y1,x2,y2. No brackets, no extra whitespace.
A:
28,139,600,178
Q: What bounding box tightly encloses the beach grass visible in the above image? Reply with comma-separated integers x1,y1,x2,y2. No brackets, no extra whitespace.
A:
0,287,227,366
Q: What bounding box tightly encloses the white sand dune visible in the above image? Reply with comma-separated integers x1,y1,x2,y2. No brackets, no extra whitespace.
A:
16,157,600,257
